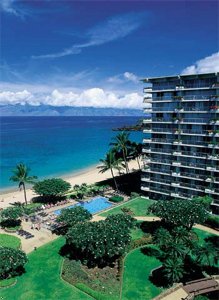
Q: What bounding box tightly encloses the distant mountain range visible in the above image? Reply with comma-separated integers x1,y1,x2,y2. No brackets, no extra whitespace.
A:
0,104,144,116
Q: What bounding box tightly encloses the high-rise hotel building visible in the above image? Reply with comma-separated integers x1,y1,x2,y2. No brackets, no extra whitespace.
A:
141,72,219,203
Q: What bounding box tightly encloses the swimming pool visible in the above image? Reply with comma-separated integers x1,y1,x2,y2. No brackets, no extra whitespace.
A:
53,196,113,216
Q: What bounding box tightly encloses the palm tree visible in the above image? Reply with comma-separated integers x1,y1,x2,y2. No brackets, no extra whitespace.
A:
10,163,37,205
194,242,218,267
110,132,130,173
130,142,142,170
163,257,185,284
98,150,124,191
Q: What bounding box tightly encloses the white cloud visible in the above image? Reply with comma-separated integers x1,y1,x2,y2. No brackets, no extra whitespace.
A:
124,72,139,83
0,0,29,18
182,52,219,74
1,0,18,16
32,12,146,59
107,71,139,84
0,88,144,109
0,90,37,105
45,88,143,109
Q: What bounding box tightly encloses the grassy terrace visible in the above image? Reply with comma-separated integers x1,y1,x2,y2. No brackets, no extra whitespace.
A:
122,246,163,300
1,238,92,300
1,196,218,299
1,228,217,299
0,233,21,249
100,197,155,217
0,234,21,288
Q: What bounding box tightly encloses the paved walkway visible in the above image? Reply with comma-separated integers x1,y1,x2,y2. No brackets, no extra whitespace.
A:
0,220,57,253
0,214,218,254
159,288,189,300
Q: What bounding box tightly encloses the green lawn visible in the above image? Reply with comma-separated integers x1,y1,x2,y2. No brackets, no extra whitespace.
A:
1,237,92,300
122,246,163,300
100,197,155,217
193,228,216,245
0,234,21,249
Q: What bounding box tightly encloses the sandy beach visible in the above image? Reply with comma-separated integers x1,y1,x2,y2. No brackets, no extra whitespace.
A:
0,160,140,209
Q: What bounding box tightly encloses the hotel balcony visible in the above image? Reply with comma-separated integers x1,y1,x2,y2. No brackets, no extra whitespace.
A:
143,138,152,143
144,108,152,113
143,128,152,133
143,118,152,123
150,95,219,103
148,138,219,149
149,85,219,93
151,117,213,124
141,186,150,192
142,148,151,153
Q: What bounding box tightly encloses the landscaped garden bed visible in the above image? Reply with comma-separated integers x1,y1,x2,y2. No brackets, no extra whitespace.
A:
62,258,120,300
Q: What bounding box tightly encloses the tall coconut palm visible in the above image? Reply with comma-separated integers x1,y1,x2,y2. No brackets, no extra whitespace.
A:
10,163,37,205
130,142,142,170
98,150,124,191
110,132,130,173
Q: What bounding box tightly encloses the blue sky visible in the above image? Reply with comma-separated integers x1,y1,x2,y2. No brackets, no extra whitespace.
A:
0,0,218,109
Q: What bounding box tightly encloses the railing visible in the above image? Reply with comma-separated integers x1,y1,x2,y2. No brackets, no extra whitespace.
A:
150,148,172,154
152,128,209,135
151,138,209,146
179,172,206,180
152,107,210,112
148,186,171,194
151,158,173,164
179,182,204,190
152,95,218,101
182,118,210,123
177,151,207,158
147,167,171,173
152,117,211,123
178,161,206,169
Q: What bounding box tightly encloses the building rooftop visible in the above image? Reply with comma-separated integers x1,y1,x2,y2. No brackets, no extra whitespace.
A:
141,72,219,83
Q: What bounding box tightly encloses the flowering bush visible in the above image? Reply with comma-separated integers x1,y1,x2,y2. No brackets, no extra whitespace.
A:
0,247,27,279
148,199,208,230
66,214,135,266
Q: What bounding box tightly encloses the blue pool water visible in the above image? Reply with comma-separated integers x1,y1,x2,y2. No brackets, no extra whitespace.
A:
53,196,113,215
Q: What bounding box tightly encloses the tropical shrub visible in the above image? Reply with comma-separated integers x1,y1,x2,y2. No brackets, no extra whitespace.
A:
33,178,71,199
0,247,27,279
66,214,134,266
105,213,136,230
109,195,124,203
121,207,134,216
56,206,92,234
0,207,23,228
148,199,208,230
192,196,212,210
204,215,219,229
22,203,42,215
130,192,140,199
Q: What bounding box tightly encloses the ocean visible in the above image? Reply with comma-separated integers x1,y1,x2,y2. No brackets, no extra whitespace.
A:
0,116,143,191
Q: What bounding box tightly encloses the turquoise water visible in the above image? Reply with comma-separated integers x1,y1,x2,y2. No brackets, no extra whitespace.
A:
53,196,113,215
0,116,143,191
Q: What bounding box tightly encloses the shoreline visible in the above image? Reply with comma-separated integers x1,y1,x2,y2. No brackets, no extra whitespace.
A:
0,162,100,195
0,160,139,209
